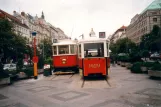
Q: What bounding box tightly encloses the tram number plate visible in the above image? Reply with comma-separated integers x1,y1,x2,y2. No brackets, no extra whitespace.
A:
89,64,100,68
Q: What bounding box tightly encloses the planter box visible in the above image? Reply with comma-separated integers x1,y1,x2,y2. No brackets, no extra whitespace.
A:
125,63,132,69
148,70,161,78
43,69,51,76
120,62,126,67
0,77,11,85
17,72,28,79
117,61,121,65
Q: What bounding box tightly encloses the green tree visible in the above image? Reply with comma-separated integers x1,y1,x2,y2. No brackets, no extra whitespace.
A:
110,38,137,54
39,38,52,59
0,18,32,63
140,25,161,52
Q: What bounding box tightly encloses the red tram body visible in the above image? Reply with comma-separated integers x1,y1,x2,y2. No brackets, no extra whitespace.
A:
78,38,110,78
52,39,79,73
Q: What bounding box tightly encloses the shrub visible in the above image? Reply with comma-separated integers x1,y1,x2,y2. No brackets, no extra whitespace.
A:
0,63,9,79
151,61,161,71
23,67,34,77
44,57,52,65
143,62,154,68
130,62,142,73
129,51,142,63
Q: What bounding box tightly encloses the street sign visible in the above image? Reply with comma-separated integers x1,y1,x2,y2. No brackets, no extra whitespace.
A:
99,32,106,38
32,56,38,63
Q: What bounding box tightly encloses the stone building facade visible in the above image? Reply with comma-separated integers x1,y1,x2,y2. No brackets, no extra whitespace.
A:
126,0,161,44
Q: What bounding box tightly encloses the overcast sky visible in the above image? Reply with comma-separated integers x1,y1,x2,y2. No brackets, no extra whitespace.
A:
0,0,154,39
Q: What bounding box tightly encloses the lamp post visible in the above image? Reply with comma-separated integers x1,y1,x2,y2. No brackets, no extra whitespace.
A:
32,31,38,79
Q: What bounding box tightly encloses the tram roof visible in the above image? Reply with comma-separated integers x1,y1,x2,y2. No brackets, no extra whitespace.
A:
52,39,77,46
78,38,110,43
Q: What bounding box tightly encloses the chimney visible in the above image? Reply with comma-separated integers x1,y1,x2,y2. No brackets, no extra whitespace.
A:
21,12,25,16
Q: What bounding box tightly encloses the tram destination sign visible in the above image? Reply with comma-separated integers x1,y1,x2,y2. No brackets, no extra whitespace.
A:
99,32,106,38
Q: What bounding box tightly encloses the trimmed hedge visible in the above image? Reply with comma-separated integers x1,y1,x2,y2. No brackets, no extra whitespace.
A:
130,62,142,73
23,67,34,77
151,62,161,71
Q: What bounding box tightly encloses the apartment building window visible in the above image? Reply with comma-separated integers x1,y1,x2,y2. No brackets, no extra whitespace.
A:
153,18,157,22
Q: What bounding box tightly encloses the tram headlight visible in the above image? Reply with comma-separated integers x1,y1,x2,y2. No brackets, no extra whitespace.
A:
62,59,66,64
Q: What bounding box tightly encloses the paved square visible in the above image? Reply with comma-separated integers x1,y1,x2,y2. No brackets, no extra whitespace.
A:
136,88,161,97
13,82,35,87
27,86,55,93
1,103,28,107
0,94,8,100
123,76,143,82
50,91,89,101
90,100,135,107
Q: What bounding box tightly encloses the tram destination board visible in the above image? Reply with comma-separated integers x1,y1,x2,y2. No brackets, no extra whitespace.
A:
99,32,106,38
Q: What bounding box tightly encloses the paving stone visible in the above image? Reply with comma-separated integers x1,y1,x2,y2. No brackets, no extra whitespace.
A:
13,82,35,87
0,103,28,107
0,94,8,100
136,88,161,97
50,91,89,101
27,86,55,93
123,76,144,82
90,100,135,107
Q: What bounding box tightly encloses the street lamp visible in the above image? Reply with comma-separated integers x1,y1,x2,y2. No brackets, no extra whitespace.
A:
32,31,38,79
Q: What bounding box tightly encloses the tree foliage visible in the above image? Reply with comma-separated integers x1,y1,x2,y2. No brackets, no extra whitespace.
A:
110,37,137,54
0,18,32,63
39,38,52,59
140,25,161,52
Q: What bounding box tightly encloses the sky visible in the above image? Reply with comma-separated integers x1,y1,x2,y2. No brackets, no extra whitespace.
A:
0,0,154,39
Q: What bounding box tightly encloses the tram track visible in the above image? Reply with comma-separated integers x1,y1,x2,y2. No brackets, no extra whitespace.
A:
81,76,111,88
69,73,75,78
104,78,111,87
50,74,59,80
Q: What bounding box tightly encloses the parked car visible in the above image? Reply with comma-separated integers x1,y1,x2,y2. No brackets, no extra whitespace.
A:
3,64,17,77
150,52,160,59
3,63,17,71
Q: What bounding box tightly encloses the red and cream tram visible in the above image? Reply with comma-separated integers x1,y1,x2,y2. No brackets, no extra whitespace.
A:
52,39,79,73
78,38,110,78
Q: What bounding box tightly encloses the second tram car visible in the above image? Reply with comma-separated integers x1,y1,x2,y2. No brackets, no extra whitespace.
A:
52,39,79,73
78,38,110,78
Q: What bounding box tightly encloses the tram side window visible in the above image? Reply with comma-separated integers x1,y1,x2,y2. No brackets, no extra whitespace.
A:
107,43,109,56
70,45,75,54
71,45,77,54
53,46,57,55
84,43,104,57
79,44,81,57
58,45,69,54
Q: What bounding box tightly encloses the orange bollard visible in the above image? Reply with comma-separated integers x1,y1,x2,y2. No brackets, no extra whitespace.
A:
34,63,38,79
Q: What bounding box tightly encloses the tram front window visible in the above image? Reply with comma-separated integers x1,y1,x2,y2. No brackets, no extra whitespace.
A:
84,43,104,57
58,45,69,54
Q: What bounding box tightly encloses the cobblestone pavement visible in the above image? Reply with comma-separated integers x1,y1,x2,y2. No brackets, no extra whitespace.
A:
0,65,161,107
